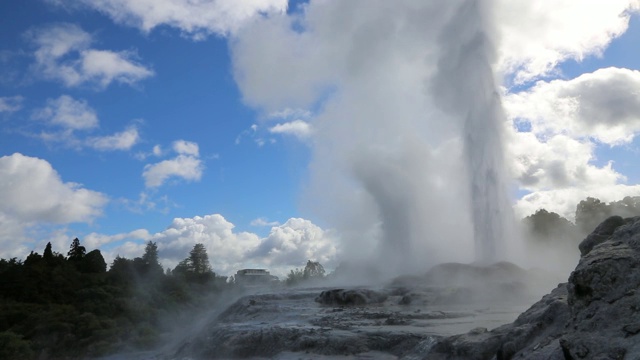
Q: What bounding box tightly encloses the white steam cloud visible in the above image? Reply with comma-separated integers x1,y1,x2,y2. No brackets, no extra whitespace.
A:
231,0,519,276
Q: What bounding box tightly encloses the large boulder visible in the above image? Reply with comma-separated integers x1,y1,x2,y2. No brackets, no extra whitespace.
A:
427,216,640,359
315,288,388,306
578,215,625,256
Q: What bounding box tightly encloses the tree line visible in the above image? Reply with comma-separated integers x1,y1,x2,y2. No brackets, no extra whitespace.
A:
522,196,640,244
0,237,327,359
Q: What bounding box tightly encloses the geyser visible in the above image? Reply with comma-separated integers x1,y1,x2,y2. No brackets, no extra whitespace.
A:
232,0,517,275
432,0,513,264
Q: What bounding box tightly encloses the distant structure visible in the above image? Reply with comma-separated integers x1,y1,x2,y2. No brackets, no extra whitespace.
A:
235,269,278,285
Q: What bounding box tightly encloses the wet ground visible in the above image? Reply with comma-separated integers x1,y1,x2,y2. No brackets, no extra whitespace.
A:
160,285,535,359
120,263,560,359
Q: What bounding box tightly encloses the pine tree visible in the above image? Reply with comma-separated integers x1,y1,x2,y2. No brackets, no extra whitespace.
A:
67,238,86,261
43,242,53,261
142,241,163,275
189,243,211,275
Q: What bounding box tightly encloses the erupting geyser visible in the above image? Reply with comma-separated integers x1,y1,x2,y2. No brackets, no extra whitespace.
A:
432,0,513,264
232,0,517,276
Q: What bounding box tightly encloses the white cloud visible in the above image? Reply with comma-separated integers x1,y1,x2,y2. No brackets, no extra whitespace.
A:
100,214,338,277
0,153,108,224
143,155,203,187
250,218,338,269
502,67,640,219
142,140,205,188
172,140,199,156
27,23,153,88
269,120,312,139
0,153,108,259
79,49,154,87
50,0,288,38
88,126,140,151
30,95,140,151
268,107,312,120
0,96,24,113
505,67,640,145
33,95,98,130
84,229,151,251
506,131,622,192
514,185,640,222
496,0,640,83
250,217,280,227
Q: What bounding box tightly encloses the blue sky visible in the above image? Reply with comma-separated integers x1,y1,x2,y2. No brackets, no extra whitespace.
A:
1,0,306,233
2,0,640,276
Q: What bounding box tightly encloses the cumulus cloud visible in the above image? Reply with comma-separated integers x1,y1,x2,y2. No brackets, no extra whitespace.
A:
88,126,140,151
142,140,203,188
49,0,288,38
0,153,108,223
172,140,199,156
502,67,640,218
0,153,108,258
143,155,202,187
33,95,98,130
27,23,153,88
250,218,338,269
0,96,24,113
496,0,640,83
31,95,140,151
99,214,338,276
505,67,640,145
514,185,640,222
506,131,622,192
269,120,312,139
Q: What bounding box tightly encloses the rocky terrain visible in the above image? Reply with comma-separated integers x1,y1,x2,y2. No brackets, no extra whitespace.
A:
147,216,640,359
429,216,640,359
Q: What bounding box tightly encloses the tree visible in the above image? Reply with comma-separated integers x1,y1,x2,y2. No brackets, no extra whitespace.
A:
304,260,326,279
172,244,213,282
522,209,576,241
610,196,640,219
286,261,326,286
108,255,135,283
79,250,107,273
286,268,305,286
67,238,86,261
189,243,212,275
141,241,163,276
43,242,53,261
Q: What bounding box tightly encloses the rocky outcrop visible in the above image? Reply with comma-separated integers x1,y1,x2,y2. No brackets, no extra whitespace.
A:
577,215,625,256
315,288,388,306
428,216,640,359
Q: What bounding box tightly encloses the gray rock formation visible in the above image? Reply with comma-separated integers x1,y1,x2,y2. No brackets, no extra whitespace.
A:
428,216,640,359
315,288,388,306
145,216,640,360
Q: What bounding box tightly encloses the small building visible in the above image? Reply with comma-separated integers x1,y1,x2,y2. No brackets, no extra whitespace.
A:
235,268,278,285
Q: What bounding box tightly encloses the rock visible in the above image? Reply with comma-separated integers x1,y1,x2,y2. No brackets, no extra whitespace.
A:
427,216,640,359
315,288,388,306
578,215,625,256
399,294,413,305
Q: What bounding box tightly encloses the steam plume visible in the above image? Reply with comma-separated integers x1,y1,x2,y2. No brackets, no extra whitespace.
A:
232,0,516,276
432,0,513,263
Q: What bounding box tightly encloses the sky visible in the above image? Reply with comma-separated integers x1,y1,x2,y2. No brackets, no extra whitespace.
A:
2,0,640,277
